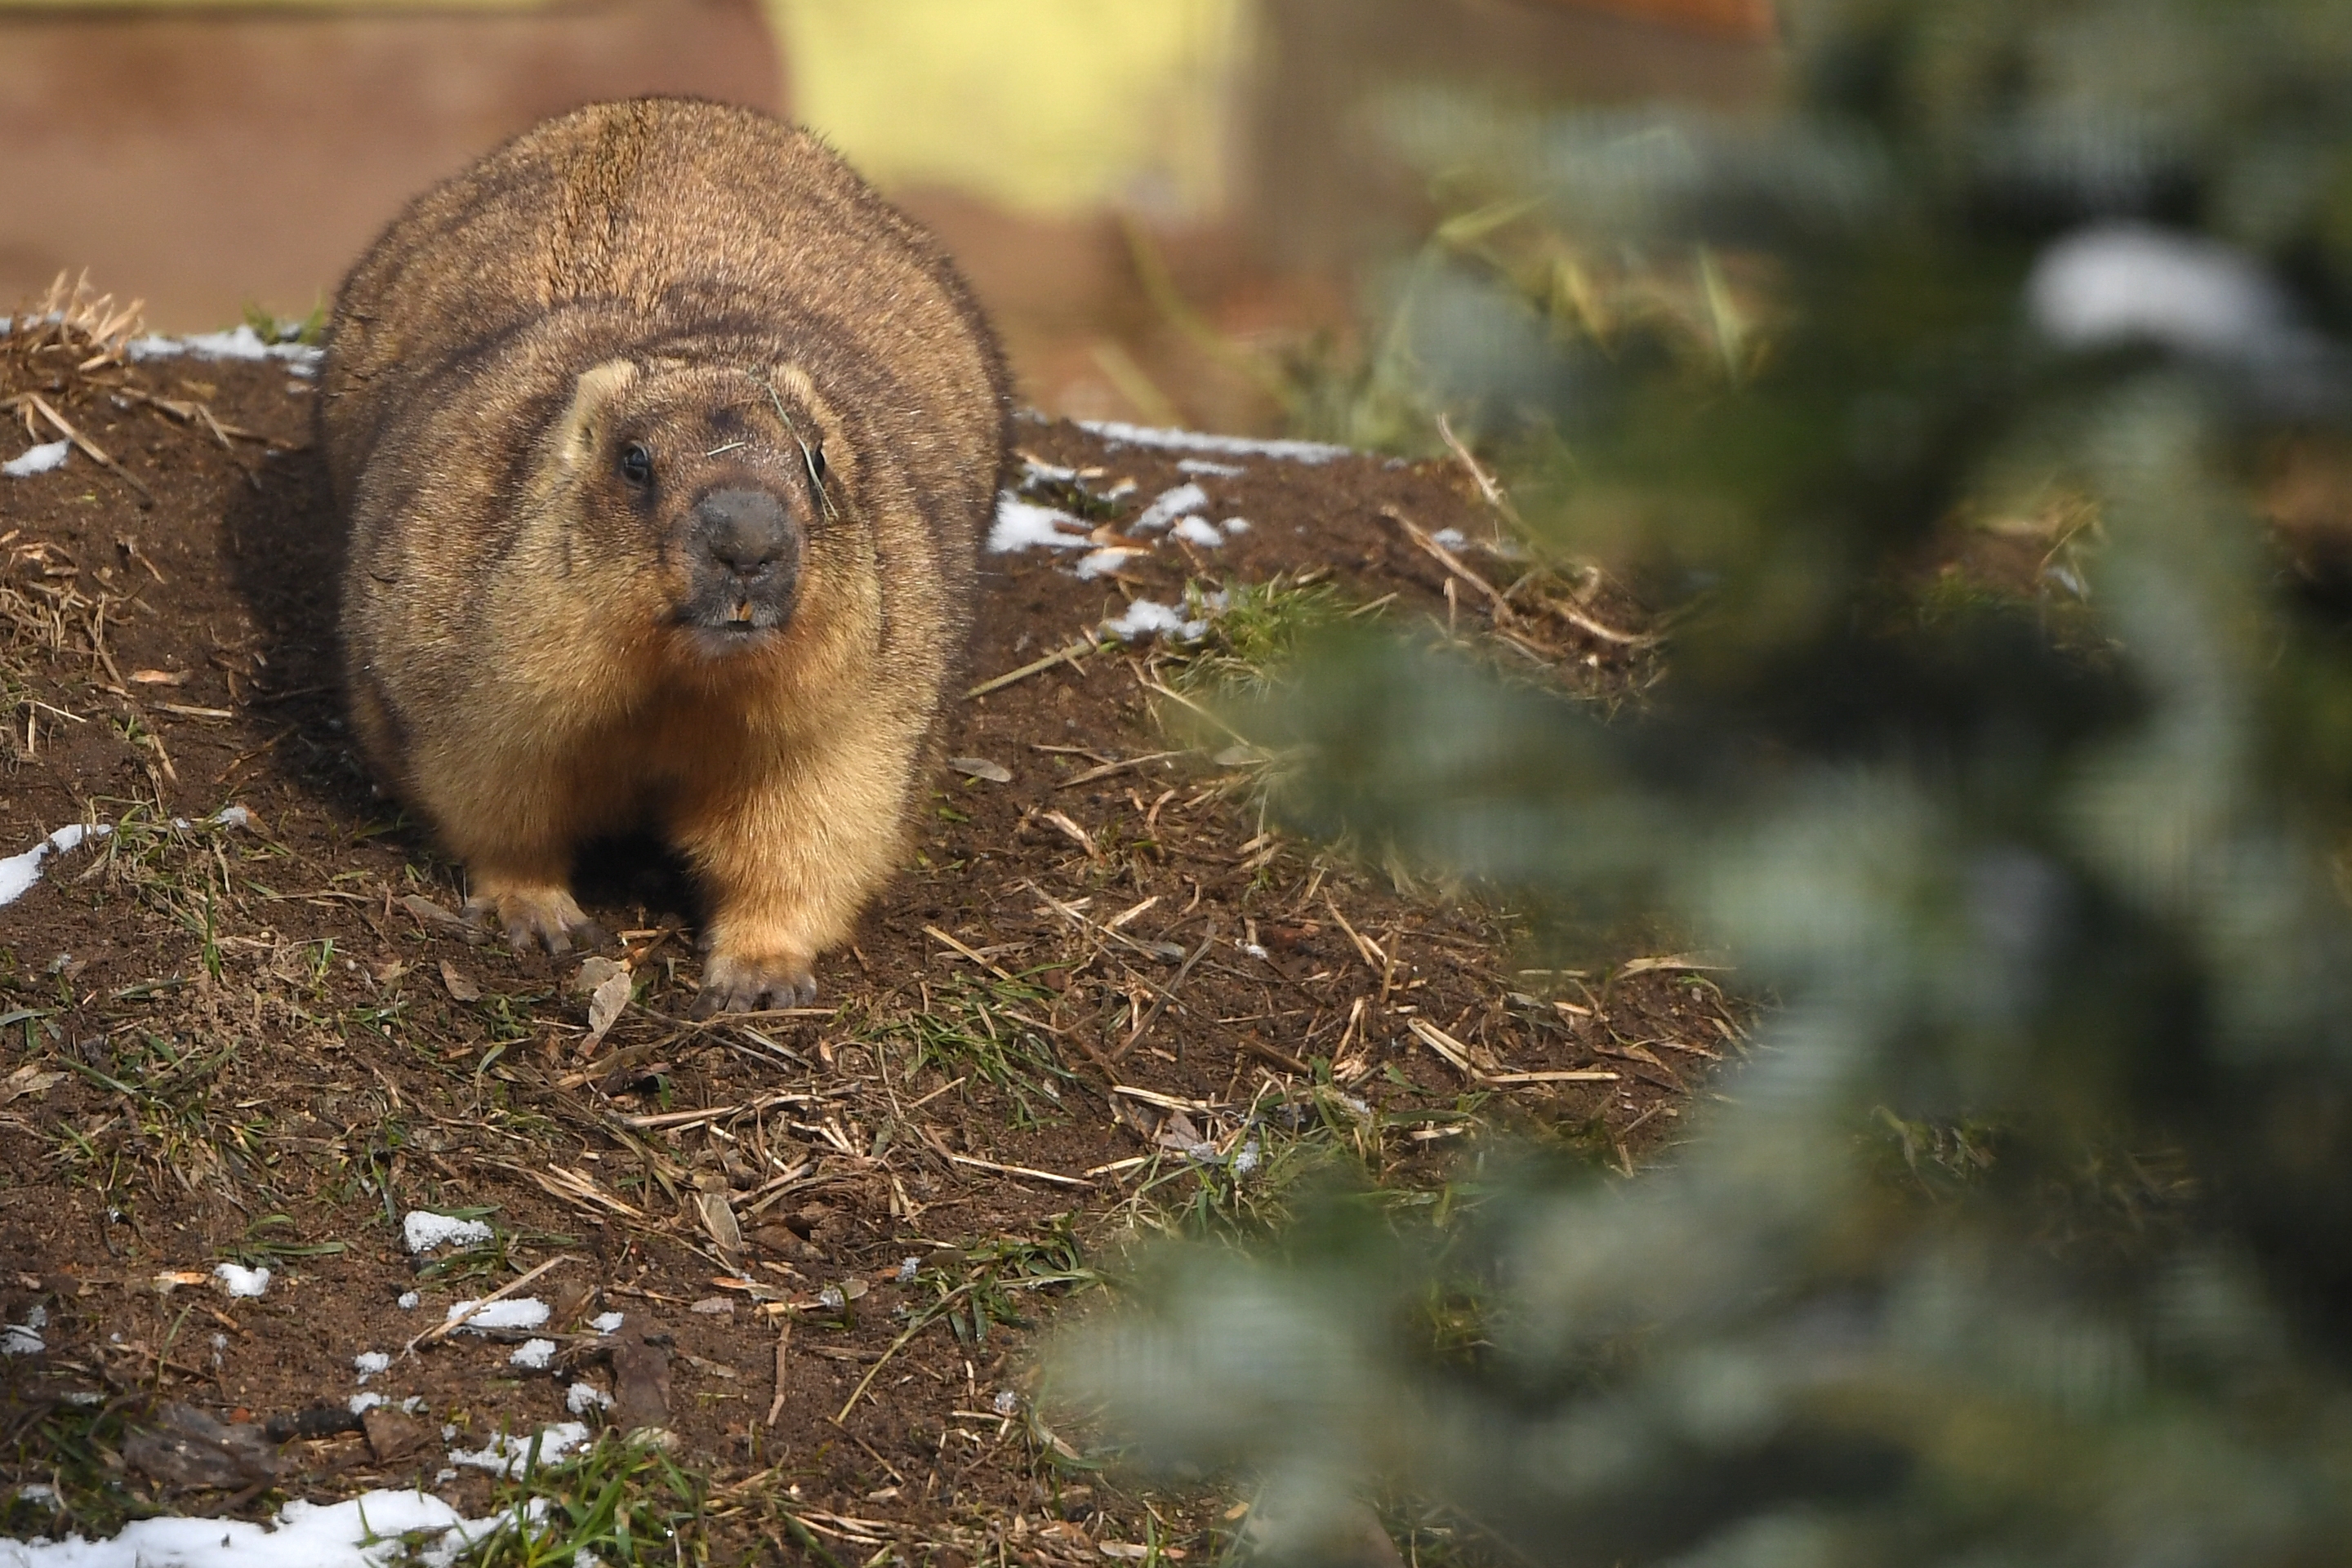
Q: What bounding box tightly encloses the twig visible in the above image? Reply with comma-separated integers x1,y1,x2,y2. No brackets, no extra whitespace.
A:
616,1091,818,1132
1115,920,1216,1058
835,1282,980,1423
1486,1069,1619,1086
403,1254,578,1356
902,1075,968,1112
922,924,1015,982
766,1321,792,1428
1437,412,1525,535
1324,896,1390,975
1057,750,1184,790
19,394,152,501
1242,1037,1312,1076
964,637,1094,699
824,1416,909,1484
1027,881,1190,978
946,1152,1090,1188
1037,809,1099,858
1385,505,1649,647
1133,673,1253,745
1110,1085,1222,1115
1407,1017,1490,1081
1383,506,1512,618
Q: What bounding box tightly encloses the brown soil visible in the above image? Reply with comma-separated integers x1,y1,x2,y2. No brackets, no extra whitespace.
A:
0,312,1732,1561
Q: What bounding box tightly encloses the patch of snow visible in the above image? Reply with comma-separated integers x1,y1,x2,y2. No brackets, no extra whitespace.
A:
1222,516,1250,535
3,440,69,479
213,806,252,831
992,1388,1019,1415
349,1392,384,1416
213,1264,270,1299
1170,516,1226,549
897,1256,922,1285
396,1291,420,1312
1432,527,1468,550
1103,599,1209,643
447,1422,591,1478
354,1352,390,1383
0,1490,522,1567
508,1339,557,1371
1073,546,1145,581
0,824,110,909
1078,420,1350,465
1019,456,1079,482
445,1298,549,1334
987,494,1092,553
1130,482,1208,533
1177,457,1245,477
1232,1139,1263,1178
588,1311,625,1334
402,1211,493,1255
2,1321,42,1357
565,1381,613,1415
2028,222,2300,359
127,326,323,376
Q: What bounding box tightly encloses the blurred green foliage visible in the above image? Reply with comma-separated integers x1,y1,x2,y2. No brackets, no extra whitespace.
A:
1058,1,2352,1562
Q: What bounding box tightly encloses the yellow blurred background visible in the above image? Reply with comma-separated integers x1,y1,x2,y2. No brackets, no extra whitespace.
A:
0,0,1775,431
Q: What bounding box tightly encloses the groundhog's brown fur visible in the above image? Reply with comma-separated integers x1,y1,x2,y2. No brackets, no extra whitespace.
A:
319,97,1010,1013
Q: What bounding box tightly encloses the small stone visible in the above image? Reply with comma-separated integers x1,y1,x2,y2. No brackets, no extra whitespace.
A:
362,1407,430,1463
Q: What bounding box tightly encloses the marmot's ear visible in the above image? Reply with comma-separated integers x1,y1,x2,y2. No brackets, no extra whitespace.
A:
555,359,638,473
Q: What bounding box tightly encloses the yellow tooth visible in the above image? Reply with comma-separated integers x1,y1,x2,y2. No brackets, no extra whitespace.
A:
733,600,754,623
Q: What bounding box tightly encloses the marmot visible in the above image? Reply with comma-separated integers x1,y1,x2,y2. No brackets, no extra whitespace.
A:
319,97,1009,1013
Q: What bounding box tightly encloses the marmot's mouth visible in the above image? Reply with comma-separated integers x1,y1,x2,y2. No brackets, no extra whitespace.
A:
679,577,795,641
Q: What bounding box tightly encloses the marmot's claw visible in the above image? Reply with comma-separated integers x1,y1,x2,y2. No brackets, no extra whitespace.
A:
464,887,601,956
695,953,818,1017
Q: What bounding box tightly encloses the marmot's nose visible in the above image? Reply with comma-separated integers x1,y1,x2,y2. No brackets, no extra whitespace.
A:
693,488,793,578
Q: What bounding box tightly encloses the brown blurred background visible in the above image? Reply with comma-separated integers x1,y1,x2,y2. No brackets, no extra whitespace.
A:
0,0,1776,433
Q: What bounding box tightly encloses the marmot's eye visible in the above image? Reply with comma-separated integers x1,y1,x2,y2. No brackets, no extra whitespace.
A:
620,443,653,485
808,443,827,482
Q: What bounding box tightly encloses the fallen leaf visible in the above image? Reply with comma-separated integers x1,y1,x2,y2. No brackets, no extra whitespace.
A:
0,1064,65,1107
585,969,632,1046
697,1189,744,1258
571,956,625,996
947,755,1012,783
128,668,189,686
438,960,480,1003
399,893,470,934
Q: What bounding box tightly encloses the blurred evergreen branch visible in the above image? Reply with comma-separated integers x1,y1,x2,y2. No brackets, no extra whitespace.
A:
1058,1,2352,1563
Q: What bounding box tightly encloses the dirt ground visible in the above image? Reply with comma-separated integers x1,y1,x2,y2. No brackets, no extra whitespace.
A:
0,298,1733,1562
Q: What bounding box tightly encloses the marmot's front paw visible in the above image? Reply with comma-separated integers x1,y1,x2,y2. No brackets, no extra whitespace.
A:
463,884,608,955
696,951,818,1016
